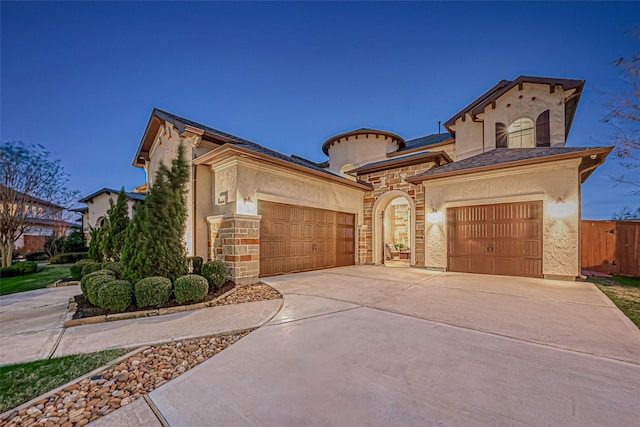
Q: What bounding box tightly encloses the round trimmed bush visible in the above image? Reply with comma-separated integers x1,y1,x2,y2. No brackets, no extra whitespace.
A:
81,261,103,278
174,274,208,304
135,277,172,308
95,280,133,312
201,261,226,289
80,269,115,298
101,262,123,279
85,274,116,306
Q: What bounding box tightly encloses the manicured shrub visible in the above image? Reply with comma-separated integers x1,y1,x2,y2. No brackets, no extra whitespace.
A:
174,274,208,304
49,252,88,264
69,256,97,280
25,251,47,261
80,269,115,299
94,280,133,312
0,261,38,278
187,256,204,275
135,277,172,308
101,262,123,279
201,261,226,289
85,274,116,306
81,261,103,278
63,230,87,253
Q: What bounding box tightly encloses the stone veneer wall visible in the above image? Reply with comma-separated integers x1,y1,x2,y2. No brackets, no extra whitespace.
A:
360,162,435,266
207,213,261,285
393,203,410,247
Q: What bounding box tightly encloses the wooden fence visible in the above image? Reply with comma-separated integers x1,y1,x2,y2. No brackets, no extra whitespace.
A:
581,220,640,277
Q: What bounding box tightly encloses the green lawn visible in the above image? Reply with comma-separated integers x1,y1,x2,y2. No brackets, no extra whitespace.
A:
588,275,640,328
0,263,74,296
0,348,127,413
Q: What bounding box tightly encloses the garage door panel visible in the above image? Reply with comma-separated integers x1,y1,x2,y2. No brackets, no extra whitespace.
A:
447,201,543,278
260,201,355,277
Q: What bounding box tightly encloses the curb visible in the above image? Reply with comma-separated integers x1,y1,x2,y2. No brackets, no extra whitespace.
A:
48,280,81,288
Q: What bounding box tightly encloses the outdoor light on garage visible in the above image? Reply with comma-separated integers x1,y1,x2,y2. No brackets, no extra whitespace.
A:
546,197,577,219
427,208,443,223
237,195,257,215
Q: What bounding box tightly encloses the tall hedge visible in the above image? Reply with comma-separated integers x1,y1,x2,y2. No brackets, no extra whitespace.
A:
122,144,189,283
103,188,130,262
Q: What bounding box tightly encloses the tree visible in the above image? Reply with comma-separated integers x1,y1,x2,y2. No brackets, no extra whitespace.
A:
122,144,189,282
63,230,87,253
103,188,130,261
87,227,105,262
613,206,640,220
0,141,78,267
604,52,640,197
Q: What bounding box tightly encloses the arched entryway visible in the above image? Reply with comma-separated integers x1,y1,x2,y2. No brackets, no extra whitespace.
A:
372,190,416,266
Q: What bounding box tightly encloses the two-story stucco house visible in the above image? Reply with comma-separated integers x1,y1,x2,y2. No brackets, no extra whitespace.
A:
132,76,611,284
73,188,146,240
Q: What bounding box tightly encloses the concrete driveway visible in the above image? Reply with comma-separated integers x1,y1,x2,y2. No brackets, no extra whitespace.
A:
148,266,640,427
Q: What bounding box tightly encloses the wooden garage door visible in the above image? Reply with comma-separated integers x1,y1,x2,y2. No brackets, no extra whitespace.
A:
259,201,355,277
447,201,543,278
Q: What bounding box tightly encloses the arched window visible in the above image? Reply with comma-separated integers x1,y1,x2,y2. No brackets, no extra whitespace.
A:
508,118,535,148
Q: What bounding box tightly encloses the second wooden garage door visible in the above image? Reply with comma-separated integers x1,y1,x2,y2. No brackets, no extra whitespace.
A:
259,201,355,277
447,201,543,278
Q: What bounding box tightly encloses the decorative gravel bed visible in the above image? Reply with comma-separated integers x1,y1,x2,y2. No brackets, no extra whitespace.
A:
0,331,251,427
211,283,282,306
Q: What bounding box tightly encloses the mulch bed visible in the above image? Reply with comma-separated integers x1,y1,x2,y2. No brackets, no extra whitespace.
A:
73,281,235,319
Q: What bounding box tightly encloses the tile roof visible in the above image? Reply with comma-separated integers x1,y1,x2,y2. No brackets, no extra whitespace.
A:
352,151,451,174
79,188,146,203
154,110,361,185
401,133,453,151
412,147,598,179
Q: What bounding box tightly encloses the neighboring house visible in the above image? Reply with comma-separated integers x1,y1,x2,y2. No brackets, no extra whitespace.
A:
73,188,146,238
132,76,611,284
4,192,80,253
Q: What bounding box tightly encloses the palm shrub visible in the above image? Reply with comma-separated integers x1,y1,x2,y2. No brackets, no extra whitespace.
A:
174,274,208,304
122,144,189,283
202,261,226,289
135,277,172,308
95,280,133,312
80,269,115,299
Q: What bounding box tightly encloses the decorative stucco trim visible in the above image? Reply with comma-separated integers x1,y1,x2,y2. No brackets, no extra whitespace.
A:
321,129,406,155
194,143,373,191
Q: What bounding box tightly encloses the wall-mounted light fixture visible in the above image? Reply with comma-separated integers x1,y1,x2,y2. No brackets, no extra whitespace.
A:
427,208,443,223
546,196,576,219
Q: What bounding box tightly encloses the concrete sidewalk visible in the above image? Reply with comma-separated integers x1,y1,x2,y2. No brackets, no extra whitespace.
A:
0,286,282,366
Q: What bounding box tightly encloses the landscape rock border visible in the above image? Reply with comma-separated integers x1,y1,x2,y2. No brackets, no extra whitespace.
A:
63,284,274,327
0,331,253,427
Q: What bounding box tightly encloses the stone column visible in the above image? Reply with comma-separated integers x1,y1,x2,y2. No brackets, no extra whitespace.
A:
357,224,368,265
207,213,261,285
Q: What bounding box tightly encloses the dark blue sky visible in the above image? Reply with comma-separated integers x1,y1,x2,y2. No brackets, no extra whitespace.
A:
2,1,638,219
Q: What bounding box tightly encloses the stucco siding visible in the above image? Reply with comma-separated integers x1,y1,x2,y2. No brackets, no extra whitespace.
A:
452,116,484,160
423,159,582,278
328,135,399,174
482,83,567,150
